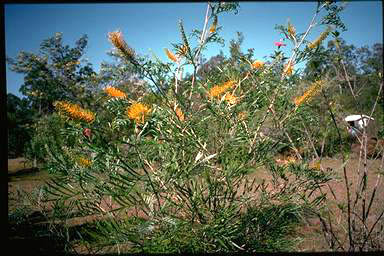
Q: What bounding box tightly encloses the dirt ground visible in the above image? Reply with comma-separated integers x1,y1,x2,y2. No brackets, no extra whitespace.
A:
8,156,384,253
293,157,384,251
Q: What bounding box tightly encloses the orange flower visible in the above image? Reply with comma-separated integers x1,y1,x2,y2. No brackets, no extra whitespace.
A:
287,20,296,38
283,61,294,76
177,44,188,57
224,94,238,105
222,80,236,89
251,60,264,69
208,80,236,98
126,102,151,124
164,48,178,62
77,157,92,167
209,16,218,33
54,101,95,123
308,28,331,49
286,156,296,163
175,107,185,122
108,30,135,59
104,86,127,98
293,80,324,107
209,85,227,98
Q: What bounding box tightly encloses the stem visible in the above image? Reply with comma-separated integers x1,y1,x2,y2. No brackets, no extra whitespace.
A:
190,3,211,102
360,208,384,250
364,83,384,221
135,146,162,213
299,115,320,159
281,4,321,80
323,90,354,250
194,3,211,68
174,62,180,94
284,130,302,160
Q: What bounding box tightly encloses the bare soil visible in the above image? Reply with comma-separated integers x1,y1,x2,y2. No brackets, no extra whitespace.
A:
296,157,383,251
8,156,384,253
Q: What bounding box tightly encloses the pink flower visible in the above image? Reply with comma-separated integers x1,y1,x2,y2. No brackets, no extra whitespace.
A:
83,128,92,139
274,42,286,47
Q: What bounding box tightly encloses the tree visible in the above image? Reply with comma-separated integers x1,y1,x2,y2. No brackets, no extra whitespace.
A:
302,39,383,127
7,93,35,158
196,51,226,80
228,31,255,74
7,32,97,116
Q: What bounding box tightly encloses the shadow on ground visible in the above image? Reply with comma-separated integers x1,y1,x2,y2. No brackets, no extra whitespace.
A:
9,211,68,255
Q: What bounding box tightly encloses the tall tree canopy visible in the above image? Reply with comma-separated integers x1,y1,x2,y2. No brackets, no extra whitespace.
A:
7,32,97,115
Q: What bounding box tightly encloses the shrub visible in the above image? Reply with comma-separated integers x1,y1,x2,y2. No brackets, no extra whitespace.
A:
31,1,383,253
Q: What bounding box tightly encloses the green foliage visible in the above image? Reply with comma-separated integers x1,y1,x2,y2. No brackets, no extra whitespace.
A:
84,203,302,253
40,3,337,251
320,0,347,32
7,32,102,159
235,204,302,252
24,113,70,165
10,1,383,254
7,93,36,158
7,32,98,115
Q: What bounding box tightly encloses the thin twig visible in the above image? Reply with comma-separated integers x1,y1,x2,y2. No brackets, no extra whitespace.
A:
322,90,354,250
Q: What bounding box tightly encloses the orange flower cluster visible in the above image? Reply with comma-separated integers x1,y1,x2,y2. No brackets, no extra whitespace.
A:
126,102,151,124
308,28,330,49
54,101,95,123
208,80,236,98
209,85,227,98
108,30,135,59
293,80,324,107
104,86,127,98
77,157,92,167
164,48,178,62
224,94,238,105
251,60,264,69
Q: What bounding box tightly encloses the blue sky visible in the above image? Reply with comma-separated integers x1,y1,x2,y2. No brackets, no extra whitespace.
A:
5,1,383,98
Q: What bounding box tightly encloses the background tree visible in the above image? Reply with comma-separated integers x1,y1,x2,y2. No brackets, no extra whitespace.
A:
196,51,226,81
7,93,35,158
303,39,383,118
7,32,98,116
7,33,102,162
